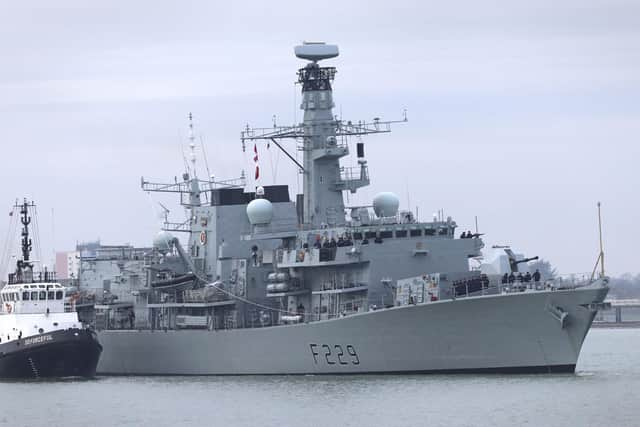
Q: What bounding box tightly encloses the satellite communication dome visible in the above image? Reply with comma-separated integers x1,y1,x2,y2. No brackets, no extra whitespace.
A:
256,186,265,197
247,198,273,225
373,192,400,218
153,231,175,253
294,42,339,61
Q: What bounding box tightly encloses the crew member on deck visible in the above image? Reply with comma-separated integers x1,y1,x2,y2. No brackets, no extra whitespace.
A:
533,269,541,283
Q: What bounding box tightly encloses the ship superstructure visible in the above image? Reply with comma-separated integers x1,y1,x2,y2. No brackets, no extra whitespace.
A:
92,43,609,375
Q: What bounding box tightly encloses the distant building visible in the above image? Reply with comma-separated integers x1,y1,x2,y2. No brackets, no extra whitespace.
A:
55,250,80,280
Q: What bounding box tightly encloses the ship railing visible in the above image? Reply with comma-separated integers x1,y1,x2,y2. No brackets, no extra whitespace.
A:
451,276,595,300
147,289,233,304
338,165,369,182
245,219,316,236
8,270,58,285
549,273,595,287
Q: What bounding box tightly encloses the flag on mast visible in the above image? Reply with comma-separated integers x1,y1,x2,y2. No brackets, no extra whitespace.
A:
253,143,260,180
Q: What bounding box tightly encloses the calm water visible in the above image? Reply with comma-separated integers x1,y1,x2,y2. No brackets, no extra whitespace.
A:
1,328,638,427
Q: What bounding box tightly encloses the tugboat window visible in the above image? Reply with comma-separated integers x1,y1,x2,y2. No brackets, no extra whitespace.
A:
22,292,29,300
39,291,46,300
48,291,55,300
31,291,38,300
56,291,63,300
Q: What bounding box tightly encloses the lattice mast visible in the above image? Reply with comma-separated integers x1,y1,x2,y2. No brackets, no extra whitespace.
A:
141,113,246,232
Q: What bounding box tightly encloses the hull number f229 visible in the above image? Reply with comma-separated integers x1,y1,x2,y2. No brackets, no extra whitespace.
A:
309,343,360,365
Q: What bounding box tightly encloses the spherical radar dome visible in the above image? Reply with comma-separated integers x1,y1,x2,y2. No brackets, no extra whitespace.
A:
247,198,273,225
373,192,400,218
153,230,175,252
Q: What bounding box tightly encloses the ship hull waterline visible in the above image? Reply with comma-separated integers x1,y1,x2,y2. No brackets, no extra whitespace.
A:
0,328,102,379
96,283,607,375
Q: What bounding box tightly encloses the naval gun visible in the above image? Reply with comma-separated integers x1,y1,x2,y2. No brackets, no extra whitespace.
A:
504,248,539,272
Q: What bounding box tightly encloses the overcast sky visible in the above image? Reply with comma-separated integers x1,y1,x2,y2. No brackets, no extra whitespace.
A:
0,0,638,276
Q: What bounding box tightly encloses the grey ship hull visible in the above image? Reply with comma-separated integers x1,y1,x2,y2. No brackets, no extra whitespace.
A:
96,283,607,375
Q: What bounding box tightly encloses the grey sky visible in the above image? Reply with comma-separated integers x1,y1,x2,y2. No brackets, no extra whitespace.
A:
0,0,638,276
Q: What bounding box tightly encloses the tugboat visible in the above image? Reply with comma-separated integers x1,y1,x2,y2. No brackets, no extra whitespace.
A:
0,200,102,379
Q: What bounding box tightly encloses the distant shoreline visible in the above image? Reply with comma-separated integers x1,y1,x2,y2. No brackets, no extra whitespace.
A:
592,321,640,329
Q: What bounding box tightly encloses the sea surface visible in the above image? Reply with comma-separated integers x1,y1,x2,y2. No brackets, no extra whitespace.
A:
1,328,638,427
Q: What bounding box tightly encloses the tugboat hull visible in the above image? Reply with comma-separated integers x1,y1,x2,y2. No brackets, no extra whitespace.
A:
0,329,102,379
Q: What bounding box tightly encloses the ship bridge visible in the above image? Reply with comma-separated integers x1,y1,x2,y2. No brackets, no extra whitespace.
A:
1,283,69,315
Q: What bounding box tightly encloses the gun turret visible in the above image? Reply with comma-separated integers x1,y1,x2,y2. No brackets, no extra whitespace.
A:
509,255,539,272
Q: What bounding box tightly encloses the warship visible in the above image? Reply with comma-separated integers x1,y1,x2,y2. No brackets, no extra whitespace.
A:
92,42,609,375
0,200,102,379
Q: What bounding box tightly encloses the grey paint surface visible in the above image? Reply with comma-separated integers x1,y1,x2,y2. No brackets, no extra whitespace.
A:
96,283,607,374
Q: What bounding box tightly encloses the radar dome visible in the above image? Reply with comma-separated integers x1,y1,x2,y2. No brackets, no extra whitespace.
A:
247,198,273,225
373,192,400,218
294,42,339,61
153,231,175,253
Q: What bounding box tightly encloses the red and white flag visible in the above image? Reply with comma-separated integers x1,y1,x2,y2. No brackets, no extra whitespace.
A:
253,143,260,180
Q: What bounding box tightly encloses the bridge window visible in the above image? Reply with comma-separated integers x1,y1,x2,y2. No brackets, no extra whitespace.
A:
31,291,38,300
424,229,436,236
395,230,407,238
364,231,376,239
39,291,46,300
22,292,29,301
380,230,393,239
56,291,63,300
353,232,363,240
410,229,422,237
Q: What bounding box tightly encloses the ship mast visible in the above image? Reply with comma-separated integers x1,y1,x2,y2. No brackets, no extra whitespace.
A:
597,201,605,278
141,113,246,232
8,199,35,284
241,42,406,228
590,201,606,281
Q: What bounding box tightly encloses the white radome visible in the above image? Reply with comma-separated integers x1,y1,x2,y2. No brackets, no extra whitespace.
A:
294,42,339,61
247,198,273,225
373,192,400,218
153,231,175,252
